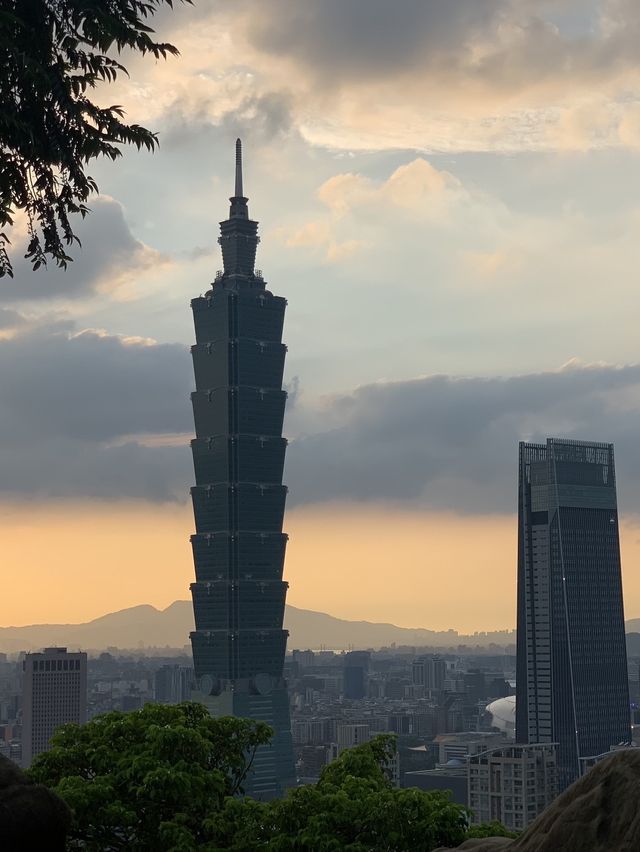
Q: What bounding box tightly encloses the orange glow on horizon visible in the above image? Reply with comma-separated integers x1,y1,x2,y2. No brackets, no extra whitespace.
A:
2,500,640,634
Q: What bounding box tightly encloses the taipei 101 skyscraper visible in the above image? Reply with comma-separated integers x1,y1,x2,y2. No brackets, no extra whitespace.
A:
189,140,295,798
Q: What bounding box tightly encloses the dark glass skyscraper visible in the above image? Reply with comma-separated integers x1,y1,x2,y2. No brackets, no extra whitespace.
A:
516,438,630,790
188,140,295,798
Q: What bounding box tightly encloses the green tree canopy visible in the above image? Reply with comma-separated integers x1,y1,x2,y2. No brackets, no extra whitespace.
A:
0,0,188,277
27,702,272,851
30,707,513,851
208,734,471,851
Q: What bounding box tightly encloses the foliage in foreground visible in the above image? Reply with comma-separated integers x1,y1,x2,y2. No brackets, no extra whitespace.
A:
0,0,188,277
28,702,272,850
466,821,518,839
29,704,514,851
208,734,470,851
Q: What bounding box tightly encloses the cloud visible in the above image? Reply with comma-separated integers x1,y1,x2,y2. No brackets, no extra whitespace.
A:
285,361,640,514
317,159,466,217
161,90,295,152
462,249,520,281
278,219,367,263
2,315,640,516
241,0,640,96
0,320,192,500
617,102,640,149
275,158,470,261
72,144,640,407
3,197,169,303
129,0,640,153
219,91,294,141
245,0,507,84
0,308,27,331
285,221,332,248
0,325,191,442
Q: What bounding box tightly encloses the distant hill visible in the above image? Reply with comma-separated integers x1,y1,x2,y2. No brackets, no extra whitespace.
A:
283,606,514,651
3,603,640,654
0,602,191,654
626,632,640,657
0,601,519,654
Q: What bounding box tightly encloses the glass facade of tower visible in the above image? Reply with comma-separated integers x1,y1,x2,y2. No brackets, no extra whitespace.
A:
516,438,630,790
189,141,295,798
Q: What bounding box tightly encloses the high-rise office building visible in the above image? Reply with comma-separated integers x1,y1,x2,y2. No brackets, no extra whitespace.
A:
343,651,370,700
22,647,87,767
516,439,631,789
188,140,295,798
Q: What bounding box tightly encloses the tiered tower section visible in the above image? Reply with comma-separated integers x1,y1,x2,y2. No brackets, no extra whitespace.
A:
189,140,295,798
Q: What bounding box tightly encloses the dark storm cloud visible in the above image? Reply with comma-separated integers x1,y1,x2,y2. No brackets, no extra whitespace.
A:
2,331,640,511
0,438,191,502
0,323,193,500
241,0,637,91
247,0,504,80
0,327,191,442
285,363,640,514
1,198,164,302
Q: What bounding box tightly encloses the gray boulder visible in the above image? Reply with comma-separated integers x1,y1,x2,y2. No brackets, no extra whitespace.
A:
0,754,70,850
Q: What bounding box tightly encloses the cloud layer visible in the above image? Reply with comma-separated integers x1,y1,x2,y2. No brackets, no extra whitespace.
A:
111,0,640,153
285,361,640,514
2,4,640,507
0,319,192,500
1,314,640,517
4,197,167,302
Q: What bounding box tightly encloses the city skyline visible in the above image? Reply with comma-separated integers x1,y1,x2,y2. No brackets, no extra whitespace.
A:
4,2,640,632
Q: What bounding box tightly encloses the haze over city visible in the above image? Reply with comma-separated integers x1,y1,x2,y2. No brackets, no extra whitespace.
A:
5,0,640,633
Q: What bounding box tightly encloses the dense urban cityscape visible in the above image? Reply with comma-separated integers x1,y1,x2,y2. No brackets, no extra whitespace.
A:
3,624,640,835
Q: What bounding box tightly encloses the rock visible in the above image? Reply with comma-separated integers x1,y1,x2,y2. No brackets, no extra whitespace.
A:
435,748,640,852
0,754,71,851
433,839,513,851
434,840,513,851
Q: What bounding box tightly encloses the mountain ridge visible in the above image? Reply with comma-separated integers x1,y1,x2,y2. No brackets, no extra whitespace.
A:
2,600,638,653
0,601,516,653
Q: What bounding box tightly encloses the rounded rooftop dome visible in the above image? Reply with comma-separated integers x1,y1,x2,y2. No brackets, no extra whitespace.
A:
486,695,516,732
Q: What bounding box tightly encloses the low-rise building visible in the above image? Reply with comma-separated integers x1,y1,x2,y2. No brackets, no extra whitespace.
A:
437,731,506,764
468,743,557,833
404,763,468,805
337,723,370,752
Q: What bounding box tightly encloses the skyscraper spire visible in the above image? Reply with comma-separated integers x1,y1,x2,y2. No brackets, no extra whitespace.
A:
219,139,259,280
227,138,250,222
235,137,244,198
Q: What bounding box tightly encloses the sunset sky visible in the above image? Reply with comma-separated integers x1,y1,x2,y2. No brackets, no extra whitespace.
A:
4,0,640,632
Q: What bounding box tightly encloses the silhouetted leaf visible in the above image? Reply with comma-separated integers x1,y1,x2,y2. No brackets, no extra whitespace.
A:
0,0,192,277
